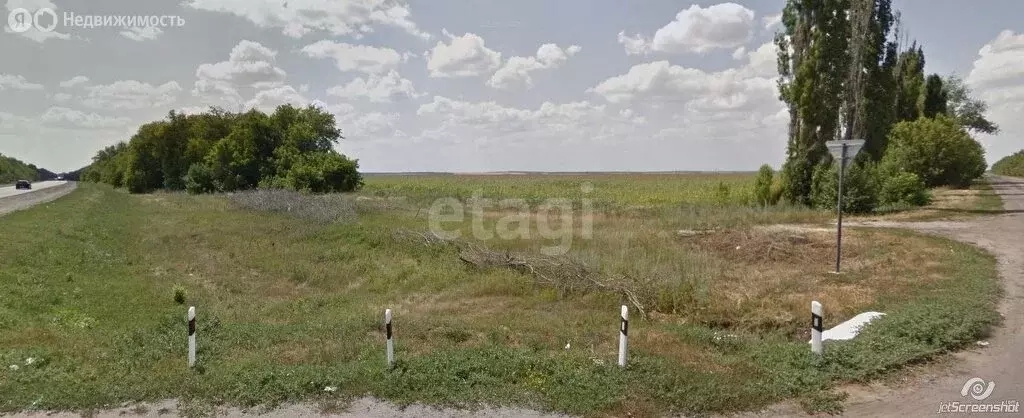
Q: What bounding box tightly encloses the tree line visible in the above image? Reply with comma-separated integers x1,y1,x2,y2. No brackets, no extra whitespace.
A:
992,151,1024,178
0,154,55,184
82,105,363,194
763,0,998,212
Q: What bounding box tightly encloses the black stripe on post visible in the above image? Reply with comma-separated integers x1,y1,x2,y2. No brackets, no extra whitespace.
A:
386,321,392,340
620,318,628,337
811,313,823,332
188,318,196,336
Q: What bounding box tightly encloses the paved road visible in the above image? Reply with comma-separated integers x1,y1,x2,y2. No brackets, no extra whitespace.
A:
839,175,1024,416
0,181,76,217
0,180,68,199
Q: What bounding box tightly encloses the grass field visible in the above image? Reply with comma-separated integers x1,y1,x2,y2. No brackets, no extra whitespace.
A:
0,174,1002,417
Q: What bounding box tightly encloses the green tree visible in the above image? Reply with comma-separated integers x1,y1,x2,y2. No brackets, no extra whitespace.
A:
943,75,1000,134
880,115,987,188
752,164,775,207
991,150,1024,177
921,74,948,118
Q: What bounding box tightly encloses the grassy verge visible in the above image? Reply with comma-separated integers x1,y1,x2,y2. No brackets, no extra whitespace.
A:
866,178,1004,221
0,181,1000,416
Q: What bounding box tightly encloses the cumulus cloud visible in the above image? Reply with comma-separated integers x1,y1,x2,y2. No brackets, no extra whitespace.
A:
120,26,164,42
301,40,404,74
244,85,309,111
326,70,419,103
488,43,581,90
59,76,90,88
193,40,287,107
39,107,132,129
426,30,502,78
183,0,430,40
617,3,756,55
3,0,71,42
0,74,44,91
966,29,1024,162
762,13,782,30
312,100,401,139
81,80,182,110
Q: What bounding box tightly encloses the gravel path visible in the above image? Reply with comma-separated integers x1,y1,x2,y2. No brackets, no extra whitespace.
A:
836,175,1024,416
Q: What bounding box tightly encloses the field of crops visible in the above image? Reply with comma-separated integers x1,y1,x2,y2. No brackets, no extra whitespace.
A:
362,172,758,208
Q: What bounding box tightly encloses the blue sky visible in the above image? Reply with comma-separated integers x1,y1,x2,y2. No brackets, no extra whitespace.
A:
1,0,1021,172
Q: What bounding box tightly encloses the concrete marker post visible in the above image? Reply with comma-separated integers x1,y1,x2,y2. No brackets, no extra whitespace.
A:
811,301,823,355
188,306,196,368
385,308,394,369
618,305,628,367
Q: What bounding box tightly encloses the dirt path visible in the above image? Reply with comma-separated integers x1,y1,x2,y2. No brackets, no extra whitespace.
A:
833,175,1024,416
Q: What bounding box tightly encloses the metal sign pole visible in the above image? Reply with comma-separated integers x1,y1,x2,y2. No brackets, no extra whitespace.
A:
835,143,847,273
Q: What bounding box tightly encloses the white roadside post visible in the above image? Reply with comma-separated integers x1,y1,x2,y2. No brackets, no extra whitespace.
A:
187,306,196,368
811,301,823,355
618,305,629,367
385,309,394,369
825,139,865,274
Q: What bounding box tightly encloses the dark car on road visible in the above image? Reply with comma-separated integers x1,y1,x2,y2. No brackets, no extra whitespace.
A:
15,180,31,190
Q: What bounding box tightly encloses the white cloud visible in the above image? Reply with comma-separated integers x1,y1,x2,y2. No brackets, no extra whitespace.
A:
244,85,309,111
967,30,1024,93
762,13,782,30
312,100,401,139
0,74,43,91
488,43,581,90
59,76,90,88
617,3,756,55
3,0,71,42
326,70,419,103
617,31,651,56
39,107,131,129
183,0,430,40
120,26,164,42
82,80,182,110
426,30,502,78
193,40,287,106
301,40,403,74
51,92,72,103
966,29,1024,163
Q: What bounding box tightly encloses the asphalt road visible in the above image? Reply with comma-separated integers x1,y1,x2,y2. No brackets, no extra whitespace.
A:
0,180,69,199
0,180,77,217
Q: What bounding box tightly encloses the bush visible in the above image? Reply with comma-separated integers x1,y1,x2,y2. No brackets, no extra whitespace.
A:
881,115,987,188
991,150,1024,177
879,171,931,207
753,165,775,207
185,163,216,194
284,152,363,193
811,160,879,214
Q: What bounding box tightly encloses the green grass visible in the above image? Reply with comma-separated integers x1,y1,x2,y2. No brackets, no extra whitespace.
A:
0,180,1001,416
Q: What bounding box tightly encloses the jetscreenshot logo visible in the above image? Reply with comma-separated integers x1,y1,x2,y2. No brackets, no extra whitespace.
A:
936,377,1020,414
7,7,184,33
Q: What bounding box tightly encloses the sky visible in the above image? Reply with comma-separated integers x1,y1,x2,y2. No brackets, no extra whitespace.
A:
0,0,1022,173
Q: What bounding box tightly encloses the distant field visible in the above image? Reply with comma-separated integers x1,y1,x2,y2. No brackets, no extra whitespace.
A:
0,177,1001,416
362,172,759,208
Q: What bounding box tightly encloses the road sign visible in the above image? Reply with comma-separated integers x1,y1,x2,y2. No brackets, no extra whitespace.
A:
826,140,865,169
825,139,864,274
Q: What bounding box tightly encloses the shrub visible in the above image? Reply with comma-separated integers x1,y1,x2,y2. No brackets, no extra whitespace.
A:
753,165,775,207
173,285,186,304
811,160,879,214
185,163,216,194
991,150,1024,177
881,115,987,188
879,171,931,207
